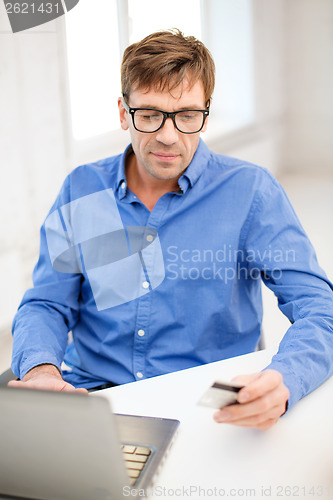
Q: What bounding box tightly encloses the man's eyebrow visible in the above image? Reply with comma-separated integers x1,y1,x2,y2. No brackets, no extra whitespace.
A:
177,106,207,110
133,105,206,110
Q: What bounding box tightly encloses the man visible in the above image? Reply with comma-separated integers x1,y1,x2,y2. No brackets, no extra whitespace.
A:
9,30,333,430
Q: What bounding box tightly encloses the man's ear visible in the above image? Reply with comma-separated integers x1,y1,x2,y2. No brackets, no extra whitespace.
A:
118,97,129,131
201,115,209,133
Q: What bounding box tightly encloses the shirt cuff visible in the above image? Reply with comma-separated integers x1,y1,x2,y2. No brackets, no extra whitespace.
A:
262,360,303,411
12,351,62,380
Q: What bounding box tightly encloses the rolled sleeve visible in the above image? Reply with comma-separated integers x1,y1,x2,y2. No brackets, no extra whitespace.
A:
244,173,333,409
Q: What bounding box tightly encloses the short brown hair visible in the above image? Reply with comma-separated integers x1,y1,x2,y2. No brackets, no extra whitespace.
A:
121,29,215,106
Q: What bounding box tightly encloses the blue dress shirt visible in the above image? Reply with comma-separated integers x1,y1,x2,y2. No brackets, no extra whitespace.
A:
11,139,333,409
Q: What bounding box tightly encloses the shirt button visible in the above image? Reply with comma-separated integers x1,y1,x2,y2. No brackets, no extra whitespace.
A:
146,234,154,242
121,182,126,190
138,329,145,337
136,372,143,379
142,281,149,289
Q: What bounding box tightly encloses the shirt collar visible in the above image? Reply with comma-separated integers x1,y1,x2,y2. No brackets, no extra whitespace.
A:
116,144,133,200
116,139,211,198
178,138,211,193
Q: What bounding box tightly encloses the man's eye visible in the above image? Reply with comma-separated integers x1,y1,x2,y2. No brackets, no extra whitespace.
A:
144,115,160,121
178,112,197,121
137,111,161,121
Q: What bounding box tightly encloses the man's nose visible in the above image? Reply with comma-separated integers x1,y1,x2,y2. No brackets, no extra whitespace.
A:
155,117,179,145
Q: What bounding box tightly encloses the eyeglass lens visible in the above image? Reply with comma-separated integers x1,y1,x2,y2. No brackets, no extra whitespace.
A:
133,110,205,133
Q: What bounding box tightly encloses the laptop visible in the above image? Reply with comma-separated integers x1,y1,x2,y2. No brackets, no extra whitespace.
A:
0,387,180,500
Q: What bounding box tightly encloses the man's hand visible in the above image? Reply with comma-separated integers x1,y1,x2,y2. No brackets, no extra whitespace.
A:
213,370,289,431
7,364,88,394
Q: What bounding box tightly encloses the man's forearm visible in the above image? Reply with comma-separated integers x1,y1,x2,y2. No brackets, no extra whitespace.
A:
22,363,63,381
9,363,87,393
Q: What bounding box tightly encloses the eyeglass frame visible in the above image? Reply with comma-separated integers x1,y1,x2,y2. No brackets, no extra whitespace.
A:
122,98,210,134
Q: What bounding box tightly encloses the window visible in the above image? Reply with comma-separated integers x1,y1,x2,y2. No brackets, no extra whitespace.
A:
128,0,201,44
65,0,254,163
202,0,254,139
65,0,120,141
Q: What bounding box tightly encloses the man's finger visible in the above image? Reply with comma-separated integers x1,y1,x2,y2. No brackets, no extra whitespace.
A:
213,370,290,430
61,384,88,394
75,387,89,394
7,380,23,388
215,385,287,420
231,373,258,385
8,377,88,394
236,370,284,403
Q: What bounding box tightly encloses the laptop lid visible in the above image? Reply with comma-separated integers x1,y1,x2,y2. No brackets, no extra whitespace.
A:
0,387,177,500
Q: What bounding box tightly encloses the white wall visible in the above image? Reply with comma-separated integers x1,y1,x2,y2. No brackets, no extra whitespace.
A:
208,0,333,175
206,0,288,174
0,10,70,332
284,0,333,173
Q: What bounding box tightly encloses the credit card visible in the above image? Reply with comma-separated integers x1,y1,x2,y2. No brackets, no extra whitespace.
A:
198,380,244,409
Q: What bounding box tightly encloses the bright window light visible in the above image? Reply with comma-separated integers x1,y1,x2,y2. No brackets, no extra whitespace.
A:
128,0,202,43
65,0,202,142
65,0,120,140
206,0,254,132
65,0,253,149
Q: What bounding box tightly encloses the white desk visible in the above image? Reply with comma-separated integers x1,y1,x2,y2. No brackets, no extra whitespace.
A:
97,350,333,500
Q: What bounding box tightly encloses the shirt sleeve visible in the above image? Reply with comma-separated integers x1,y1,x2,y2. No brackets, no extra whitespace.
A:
11,176,82,380
242,171,333,410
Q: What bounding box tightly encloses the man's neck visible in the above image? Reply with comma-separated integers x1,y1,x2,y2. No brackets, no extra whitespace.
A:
125,153,181,211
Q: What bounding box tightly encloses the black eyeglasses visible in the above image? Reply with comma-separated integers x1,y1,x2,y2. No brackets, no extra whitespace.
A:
122,99,209,134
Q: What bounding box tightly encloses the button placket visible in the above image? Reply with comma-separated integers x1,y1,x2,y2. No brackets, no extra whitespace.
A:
132,195,172,381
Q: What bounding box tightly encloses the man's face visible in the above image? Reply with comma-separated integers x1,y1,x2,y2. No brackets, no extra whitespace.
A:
118,79,208,184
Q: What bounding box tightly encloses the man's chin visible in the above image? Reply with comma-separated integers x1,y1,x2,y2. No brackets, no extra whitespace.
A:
145,159,185,180
150,165,186,182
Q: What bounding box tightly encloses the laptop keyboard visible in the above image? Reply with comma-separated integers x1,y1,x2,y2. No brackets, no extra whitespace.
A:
122,444,152,485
